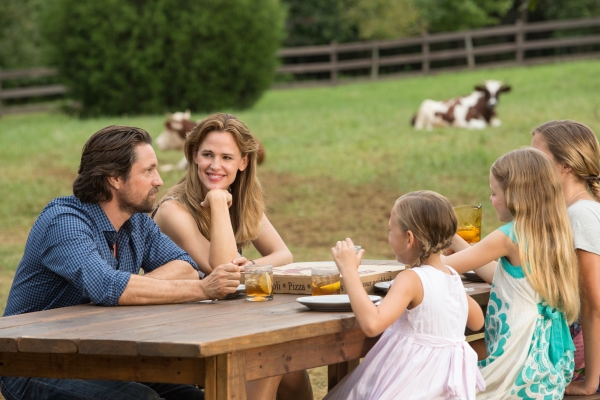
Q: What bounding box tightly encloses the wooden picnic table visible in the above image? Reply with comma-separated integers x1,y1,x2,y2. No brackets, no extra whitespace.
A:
0,272,491,400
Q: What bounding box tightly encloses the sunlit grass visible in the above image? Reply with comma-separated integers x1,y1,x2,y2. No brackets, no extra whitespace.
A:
1,60,599,310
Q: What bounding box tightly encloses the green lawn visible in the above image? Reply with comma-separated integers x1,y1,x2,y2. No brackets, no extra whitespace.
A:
1,59,599,317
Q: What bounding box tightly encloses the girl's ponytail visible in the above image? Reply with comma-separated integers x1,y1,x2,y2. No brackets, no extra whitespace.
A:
586,177,600,202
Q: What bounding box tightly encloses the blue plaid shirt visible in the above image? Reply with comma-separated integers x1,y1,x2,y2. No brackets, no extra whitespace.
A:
4,195,198,316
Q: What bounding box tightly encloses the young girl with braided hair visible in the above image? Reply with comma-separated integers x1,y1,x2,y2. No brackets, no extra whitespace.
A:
446,148,580,399
326,190,485,400
531,120,600,395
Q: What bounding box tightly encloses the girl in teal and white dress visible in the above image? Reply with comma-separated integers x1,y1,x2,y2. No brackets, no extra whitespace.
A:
445,148,580,399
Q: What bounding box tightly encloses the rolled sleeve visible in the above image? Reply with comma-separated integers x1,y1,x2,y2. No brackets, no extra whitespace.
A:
141,216,198,273
41,213,131,306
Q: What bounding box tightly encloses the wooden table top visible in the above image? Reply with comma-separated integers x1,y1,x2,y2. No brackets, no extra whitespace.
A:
0,295,366,358
0,277,491,360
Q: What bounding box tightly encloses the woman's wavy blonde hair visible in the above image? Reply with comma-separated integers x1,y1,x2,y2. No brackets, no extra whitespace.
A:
491,148,579,323
163,113,264,249
393,190,457,268
532,120,600,201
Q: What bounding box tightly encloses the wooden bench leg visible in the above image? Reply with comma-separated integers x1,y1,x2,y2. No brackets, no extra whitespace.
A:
205,352,247,400
328,359,360,391
205,357,217,400
468,338,487,361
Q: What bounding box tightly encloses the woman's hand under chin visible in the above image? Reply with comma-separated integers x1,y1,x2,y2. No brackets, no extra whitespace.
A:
201,189,232,208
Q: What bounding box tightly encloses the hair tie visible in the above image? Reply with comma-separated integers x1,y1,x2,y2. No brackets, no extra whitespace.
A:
585,175,600,183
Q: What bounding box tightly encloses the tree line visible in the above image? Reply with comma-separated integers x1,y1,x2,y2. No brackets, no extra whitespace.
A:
1,0,598,116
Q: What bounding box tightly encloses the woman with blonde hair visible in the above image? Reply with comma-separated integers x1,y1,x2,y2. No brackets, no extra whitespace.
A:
445,148,579,399
153,113,311,399
532,120,600,395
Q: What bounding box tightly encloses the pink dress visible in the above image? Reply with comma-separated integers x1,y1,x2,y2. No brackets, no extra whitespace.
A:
324,265,485,400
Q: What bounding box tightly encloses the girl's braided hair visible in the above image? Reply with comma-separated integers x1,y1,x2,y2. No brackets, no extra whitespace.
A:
393,190,457,268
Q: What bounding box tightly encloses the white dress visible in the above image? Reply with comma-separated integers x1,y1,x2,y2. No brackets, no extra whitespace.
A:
324,265,485,400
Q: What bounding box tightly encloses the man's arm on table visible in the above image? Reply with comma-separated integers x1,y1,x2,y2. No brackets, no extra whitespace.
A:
119,217,242,304
118,263,240,305
143,260,199,280
42,212,240,306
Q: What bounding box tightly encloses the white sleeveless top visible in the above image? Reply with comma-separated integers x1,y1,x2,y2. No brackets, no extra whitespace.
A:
325,265,485,400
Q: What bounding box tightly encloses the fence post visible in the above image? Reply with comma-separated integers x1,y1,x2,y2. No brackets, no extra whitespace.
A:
330,41,338,85
465,34,475,69
371,45,379,80
422,33,430,74
515,20,524,64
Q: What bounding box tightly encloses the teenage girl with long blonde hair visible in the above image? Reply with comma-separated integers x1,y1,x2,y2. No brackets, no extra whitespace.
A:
532,120,600,395
445,148,579,399
153,113,310,400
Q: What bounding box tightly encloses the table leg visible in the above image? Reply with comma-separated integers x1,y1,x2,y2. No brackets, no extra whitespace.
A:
205,357,217,400
205,352,245,400
327,359,360,391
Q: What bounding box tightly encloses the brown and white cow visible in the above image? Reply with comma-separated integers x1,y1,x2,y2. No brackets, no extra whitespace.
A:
411,80,511,130
156,111,265,171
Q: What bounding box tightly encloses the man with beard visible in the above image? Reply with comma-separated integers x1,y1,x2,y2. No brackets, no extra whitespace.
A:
0,126,239,400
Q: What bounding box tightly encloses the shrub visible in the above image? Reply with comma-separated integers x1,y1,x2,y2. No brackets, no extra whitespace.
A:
41,0,285,116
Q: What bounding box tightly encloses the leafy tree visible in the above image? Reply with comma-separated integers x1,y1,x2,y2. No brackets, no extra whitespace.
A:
0,0,46,69
41,0,285,116
282,0,515,46
282,0,358,46
344,0,426,40
531,0,600,20
414,0,513,33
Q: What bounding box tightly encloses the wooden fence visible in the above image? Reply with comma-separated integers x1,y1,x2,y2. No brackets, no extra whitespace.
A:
276,17,600,88
0,67,67,116
1,17,600,115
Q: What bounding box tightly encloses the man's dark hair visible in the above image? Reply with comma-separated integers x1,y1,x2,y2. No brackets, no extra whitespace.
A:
73,126,153,203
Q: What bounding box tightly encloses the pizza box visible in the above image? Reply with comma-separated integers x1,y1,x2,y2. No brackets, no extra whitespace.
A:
271,260,406,295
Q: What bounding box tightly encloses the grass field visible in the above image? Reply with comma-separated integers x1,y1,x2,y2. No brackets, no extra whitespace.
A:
0,59,599,399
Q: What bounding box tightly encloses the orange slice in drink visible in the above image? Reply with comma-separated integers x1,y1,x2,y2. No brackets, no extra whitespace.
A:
320,281,340,293
259,272,273,295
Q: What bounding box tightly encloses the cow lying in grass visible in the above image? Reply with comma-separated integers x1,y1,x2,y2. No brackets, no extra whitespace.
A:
156,110,265,171
411,80,511,130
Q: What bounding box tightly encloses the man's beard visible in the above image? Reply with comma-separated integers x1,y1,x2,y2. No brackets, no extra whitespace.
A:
118,188,157,215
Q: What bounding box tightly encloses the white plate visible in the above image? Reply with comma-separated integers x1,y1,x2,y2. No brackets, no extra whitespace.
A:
462,271,485,282
296,294,382,312
374,281,393,293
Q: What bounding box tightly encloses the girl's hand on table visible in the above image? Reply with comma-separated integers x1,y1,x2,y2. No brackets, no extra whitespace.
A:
201,189,232,208
565,380,599,396
331,238,364,275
